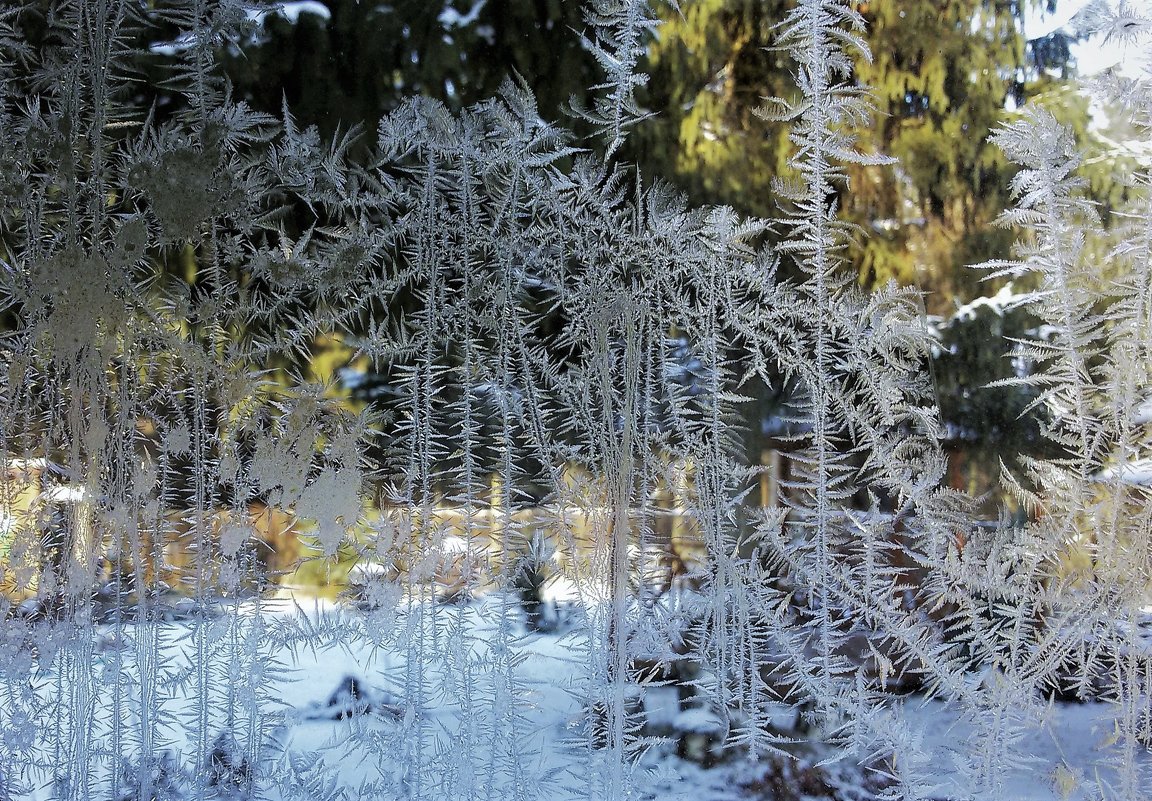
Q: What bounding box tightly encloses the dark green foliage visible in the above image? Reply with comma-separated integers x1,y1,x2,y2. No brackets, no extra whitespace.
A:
628,0,1079,307
220,1,598,138
931,292,1055,506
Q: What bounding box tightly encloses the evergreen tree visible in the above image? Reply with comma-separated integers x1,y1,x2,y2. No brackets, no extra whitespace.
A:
221,1,1114,317
222,0,598,137
214,2,1120,490
630,0,1072,310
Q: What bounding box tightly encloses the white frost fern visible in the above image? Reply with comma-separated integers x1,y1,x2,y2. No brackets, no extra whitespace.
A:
3,2,1152,801
571,0,677,155
750,3,965,774
974,14,1152,790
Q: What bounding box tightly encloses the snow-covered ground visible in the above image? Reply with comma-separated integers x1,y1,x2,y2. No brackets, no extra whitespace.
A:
4,593,1149,801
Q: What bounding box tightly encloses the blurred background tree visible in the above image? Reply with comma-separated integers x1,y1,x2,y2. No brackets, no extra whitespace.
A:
215,0,1124,506
631,0,1081,308
222,1,598,138
222,2,1115,313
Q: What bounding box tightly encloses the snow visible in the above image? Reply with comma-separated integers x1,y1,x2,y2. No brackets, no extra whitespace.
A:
150,2,331,58
950,283,1033,322
1135,397,1152,424
642,686,681,730
673,707,723,734
247,2,332,24
1098,457,1152,485
271,2,331,23
1023,0,1150,76
438,0,487,30
7,596,1150,801
1023,0,1100,39
148,37,192,58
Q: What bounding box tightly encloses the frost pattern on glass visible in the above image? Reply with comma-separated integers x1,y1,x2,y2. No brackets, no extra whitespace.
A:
0,2,1149,801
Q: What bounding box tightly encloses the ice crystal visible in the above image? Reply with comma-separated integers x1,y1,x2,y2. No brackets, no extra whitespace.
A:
0,2,1149,801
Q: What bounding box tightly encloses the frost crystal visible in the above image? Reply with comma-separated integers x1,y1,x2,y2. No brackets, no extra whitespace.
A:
0,2,1149,801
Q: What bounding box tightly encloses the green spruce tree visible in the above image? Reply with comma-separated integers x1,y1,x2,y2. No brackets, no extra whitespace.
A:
631,0,1065,310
